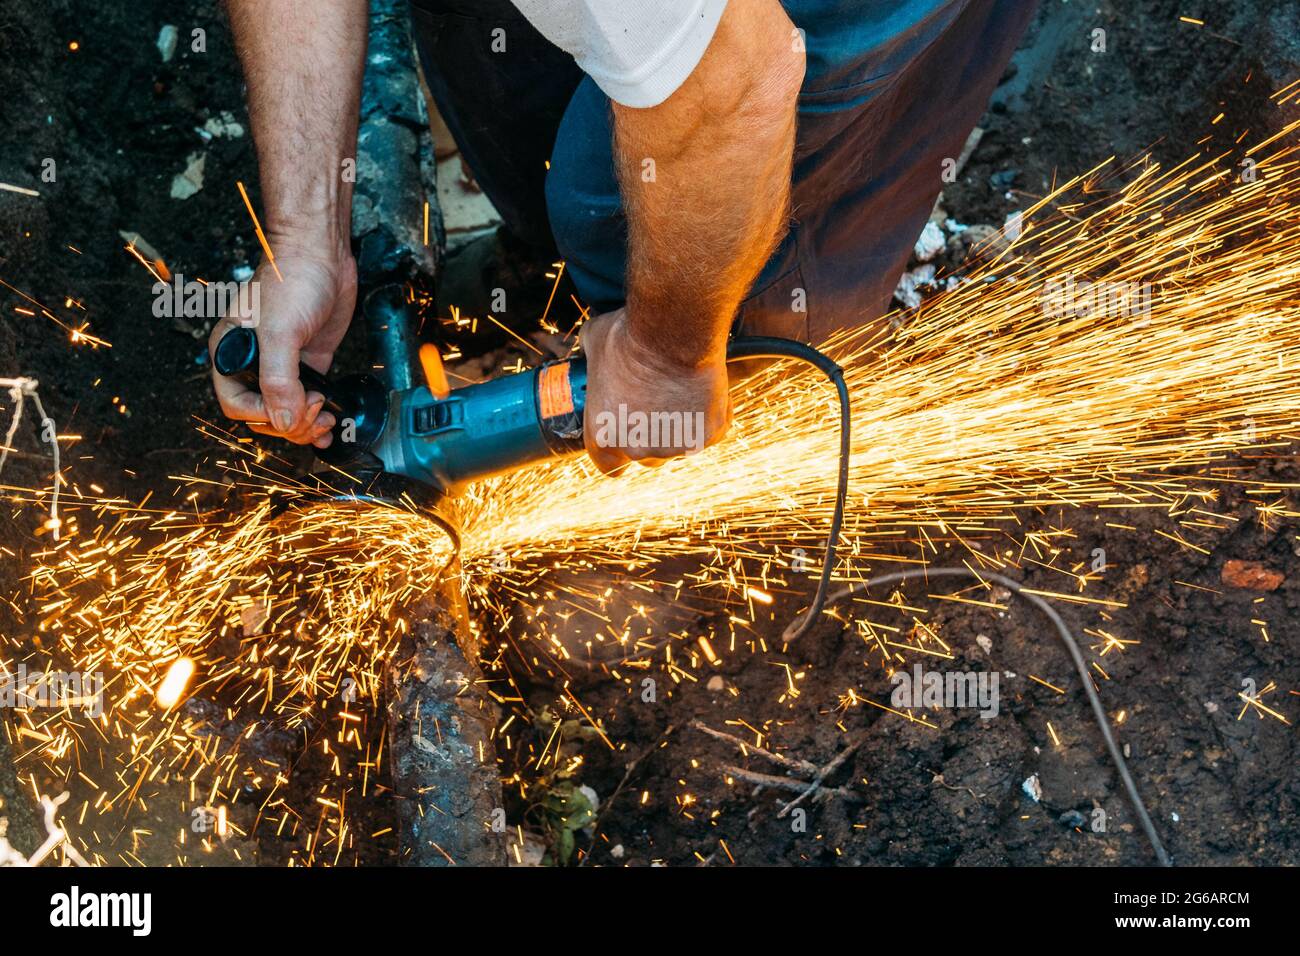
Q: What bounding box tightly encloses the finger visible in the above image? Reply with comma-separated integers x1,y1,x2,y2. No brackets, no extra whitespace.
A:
248,407,334,445
302,403,337,448
280,400,328,446
257,327,308,435
213,375,270,424
244,406,333,445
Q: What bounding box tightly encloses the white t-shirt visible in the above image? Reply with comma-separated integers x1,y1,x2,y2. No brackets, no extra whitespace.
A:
510,0,729,108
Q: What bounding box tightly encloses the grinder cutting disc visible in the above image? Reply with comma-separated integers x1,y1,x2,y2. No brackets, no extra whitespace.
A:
265,468,463,575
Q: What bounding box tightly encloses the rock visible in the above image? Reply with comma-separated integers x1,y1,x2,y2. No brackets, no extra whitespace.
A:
1220,559,1284,591
170,151,206,200
118,230,165,263
893,264,936,309
912,220,946,262
157,25,178,63
1002,210,1023,242
508,832,546,867
706,675,725,692
975,633,993,655
1022,774,1042,803
989,168,1019,191
203,111,245,139
1058,809,1087,829
1038,747,1110,807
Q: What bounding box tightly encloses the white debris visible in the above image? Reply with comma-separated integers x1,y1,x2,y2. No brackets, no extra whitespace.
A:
1003,210,1024,243
944,217,969,235
610,844,625,859
976,634,993,655
913,220,946,262
157,25,178,63
1204,700,1219,714
170,151,206,200
1022,774,1042,803
203,111,246,140
119,230,165,263
1171,811,1180,823
577,784,600,816
893,264,936,309
232,264,255,283
508,832,547,867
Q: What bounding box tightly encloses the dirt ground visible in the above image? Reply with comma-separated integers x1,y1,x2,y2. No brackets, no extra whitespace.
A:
1,0,1299,866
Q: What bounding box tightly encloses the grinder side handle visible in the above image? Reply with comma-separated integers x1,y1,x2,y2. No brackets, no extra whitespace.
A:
212,325,348,416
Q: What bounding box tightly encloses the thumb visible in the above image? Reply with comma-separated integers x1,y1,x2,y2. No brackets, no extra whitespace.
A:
257,326,307,434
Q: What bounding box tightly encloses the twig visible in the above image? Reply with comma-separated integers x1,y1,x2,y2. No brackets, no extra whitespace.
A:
0,376,60,539
777,733,869,819
0,791,89,867
721,764,863,802
691,720,818,774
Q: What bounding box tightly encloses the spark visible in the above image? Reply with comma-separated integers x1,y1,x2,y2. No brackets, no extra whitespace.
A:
155,658,195,710
236,180,282,282
8,107,1300,864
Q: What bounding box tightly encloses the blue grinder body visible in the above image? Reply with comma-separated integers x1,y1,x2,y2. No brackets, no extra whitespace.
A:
371,357,588,492
212,324,589,498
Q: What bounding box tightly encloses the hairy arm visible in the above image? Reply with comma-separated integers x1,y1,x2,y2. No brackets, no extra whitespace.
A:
582,0,805,471
616,0,804,367
213,0,367,445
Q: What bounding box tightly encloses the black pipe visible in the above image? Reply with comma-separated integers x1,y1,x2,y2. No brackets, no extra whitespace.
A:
362,283,421,392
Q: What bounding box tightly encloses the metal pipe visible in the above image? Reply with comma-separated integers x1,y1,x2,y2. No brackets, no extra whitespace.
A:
363,283,420,392
385,570,507,867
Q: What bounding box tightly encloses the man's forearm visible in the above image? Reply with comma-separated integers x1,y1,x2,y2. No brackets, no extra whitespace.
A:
227,0,368,255
612,0,805,369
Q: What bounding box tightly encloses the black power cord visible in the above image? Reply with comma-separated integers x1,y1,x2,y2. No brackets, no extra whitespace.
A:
726,338,1170,866
784,569,1173,866
723,336,851,643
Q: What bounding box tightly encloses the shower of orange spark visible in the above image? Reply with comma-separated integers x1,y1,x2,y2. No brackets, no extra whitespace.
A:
5,105,1300,863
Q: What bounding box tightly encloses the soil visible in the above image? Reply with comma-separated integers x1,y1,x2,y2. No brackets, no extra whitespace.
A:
1,0,1298,865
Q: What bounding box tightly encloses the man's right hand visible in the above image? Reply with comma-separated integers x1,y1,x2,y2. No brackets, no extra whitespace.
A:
209,247,357,449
